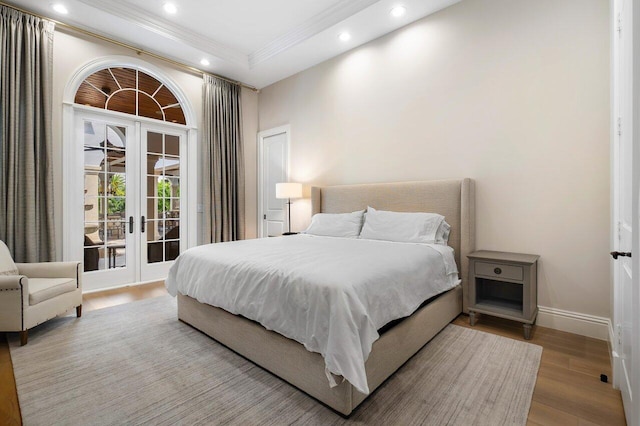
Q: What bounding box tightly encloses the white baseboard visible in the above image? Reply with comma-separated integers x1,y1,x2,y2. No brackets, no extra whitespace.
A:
609,321,616,349
537,306,611,341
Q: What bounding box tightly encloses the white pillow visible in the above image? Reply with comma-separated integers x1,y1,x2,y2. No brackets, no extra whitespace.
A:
302,210,365,238
436,221,451,245
359,207,450,245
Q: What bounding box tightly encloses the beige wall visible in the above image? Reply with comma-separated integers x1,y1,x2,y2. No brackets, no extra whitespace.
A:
258,0,611,318
51,28,259,254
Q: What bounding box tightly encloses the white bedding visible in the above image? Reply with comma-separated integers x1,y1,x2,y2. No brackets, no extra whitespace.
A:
165,234,460,395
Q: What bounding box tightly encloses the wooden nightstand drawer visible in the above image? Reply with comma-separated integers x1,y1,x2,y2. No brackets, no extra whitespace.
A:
475,261,523,281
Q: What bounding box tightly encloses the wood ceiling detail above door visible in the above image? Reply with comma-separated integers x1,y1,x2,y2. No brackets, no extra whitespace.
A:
74,67,186,125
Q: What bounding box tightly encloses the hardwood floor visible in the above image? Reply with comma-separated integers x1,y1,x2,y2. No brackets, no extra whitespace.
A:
452,315,626,426
0,283,626,425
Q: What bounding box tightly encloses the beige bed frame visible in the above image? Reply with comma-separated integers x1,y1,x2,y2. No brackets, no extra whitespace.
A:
177,179,476,415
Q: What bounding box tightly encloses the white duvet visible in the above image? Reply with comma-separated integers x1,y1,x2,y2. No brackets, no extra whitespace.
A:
165,234,460,395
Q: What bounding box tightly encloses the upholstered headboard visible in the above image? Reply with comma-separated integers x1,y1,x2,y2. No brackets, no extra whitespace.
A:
311,179,476,312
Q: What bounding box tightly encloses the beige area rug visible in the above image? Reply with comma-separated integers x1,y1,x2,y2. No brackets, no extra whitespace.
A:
10,296,542,426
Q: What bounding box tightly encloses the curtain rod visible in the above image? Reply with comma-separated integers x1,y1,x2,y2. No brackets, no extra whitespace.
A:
0,1,259,92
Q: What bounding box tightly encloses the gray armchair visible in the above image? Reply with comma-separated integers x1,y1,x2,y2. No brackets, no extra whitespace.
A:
0,240,82,345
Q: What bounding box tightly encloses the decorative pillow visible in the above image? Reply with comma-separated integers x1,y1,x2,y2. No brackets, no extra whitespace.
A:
302,210,365,238
359,206,450,245
0,240,19,275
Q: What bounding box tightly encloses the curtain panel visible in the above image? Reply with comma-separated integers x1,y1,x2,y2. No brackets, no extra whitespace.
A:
0,6,55,262
202,75,245,243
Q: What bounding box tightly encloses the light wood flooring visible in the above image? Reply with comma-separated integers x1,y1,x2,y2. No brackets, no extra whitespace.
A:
0,282,626,425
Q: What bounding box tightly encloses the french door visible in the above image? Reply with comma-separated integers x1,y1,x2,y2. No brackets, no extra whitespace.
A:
74,110,187,290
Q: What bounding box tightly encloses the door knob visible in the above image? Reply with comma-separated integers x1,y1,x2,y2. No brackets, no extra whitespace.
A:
610,251,632,260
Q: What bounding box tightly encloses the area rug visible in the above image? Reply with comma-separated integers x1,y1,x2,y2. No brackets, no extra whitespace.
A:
9,296,542,425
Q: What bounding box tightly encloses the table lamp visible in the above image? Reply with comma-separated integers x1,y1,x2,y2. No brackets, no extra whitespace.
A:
275,182,303,235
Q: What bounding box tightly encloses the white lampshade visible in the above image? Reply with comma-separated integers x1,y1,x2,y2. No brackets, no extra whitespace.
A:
276,182,302,199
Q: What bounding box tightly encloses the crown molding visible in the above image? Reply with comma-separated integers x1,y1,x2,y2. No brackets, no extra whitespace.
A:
248,0,380,69
76,0,247,66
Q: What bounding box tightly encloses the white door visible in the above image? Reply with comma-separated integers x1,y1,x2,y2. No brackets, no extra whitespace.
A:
258,126,290,238
140,124,187,282
612,0,639,424
73,110,188,291
78,113,137,288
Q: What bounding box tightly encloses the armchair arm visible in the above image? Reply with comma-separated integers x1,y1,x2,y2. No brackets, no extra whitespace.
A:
16,262,81,280
0,275,26,290
0,275,28,309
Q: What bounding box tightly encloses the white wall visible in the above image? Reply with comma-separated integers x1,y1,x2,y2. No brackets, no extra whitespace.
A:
51,28,259,255
258,0,611,322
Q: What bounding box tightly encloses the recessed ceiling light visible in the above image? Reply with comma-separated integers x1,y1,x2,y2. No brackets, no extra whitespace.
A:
338,32,351,42
51,3,68,14
390,6,406,17
163,2,177,14
200,58,210,66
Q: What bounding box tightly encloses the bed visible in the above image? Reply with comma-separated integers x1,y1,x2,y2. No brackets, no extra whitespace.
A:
172,178,475,415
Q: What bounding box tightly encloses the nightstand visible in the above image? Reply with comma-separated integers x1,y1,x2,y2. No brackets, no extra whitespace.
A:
467,250,539,339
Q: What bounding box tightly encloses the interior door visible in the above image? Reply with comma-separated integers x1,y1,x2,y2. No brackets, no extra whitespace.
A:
612,0,638,423
140,124,186,282
258,127,289,237
79,113,137,289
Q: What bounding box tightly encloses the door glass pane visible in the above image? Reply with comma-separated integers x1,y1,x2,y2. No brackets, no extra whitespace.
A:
85,148,106,172
107,125,126,149
106,197,126,221
147,154,163,175
165,240,180,261
83,119,128,273
147,198,156,222
84,222,104,244
165,220,179,239
105,220,126,242
106,151,126,173
147,131,163,153
165,135,179,157
146,220,162,242
148,242,164,263
164,159,180,177
106,244,126,268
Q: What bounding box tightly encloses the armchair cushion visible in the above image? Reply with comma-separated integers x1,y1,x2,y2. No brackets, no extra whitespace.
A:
28,278,77,306
0,241,18,276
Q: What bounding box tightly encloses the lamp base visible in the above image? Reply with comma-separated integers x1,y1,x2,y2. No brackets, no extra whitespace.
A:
282,232,299,236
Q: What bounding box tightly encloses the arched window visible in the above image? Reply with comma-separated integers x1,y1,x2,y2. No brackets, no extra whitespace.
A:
64,58,196,289
74,67,186,125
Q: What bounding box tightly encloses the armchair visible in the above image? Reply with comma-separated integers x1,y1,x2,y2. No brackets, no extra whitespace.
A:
0,241,82,345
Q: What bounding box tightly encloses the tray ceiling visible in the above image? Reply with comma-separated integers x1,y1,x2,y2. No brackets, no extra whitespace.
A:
5,0,460,88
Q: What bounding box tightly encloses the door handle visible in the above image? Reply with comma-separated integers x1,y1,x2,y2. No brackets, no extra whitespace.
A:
141,216,146,233
129,216,134,234
610,251,632,260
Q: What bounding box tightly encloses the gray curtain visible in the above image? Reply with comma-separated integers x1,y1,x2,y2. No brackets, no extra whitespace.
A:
0,6,55,262
202,75,245,243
